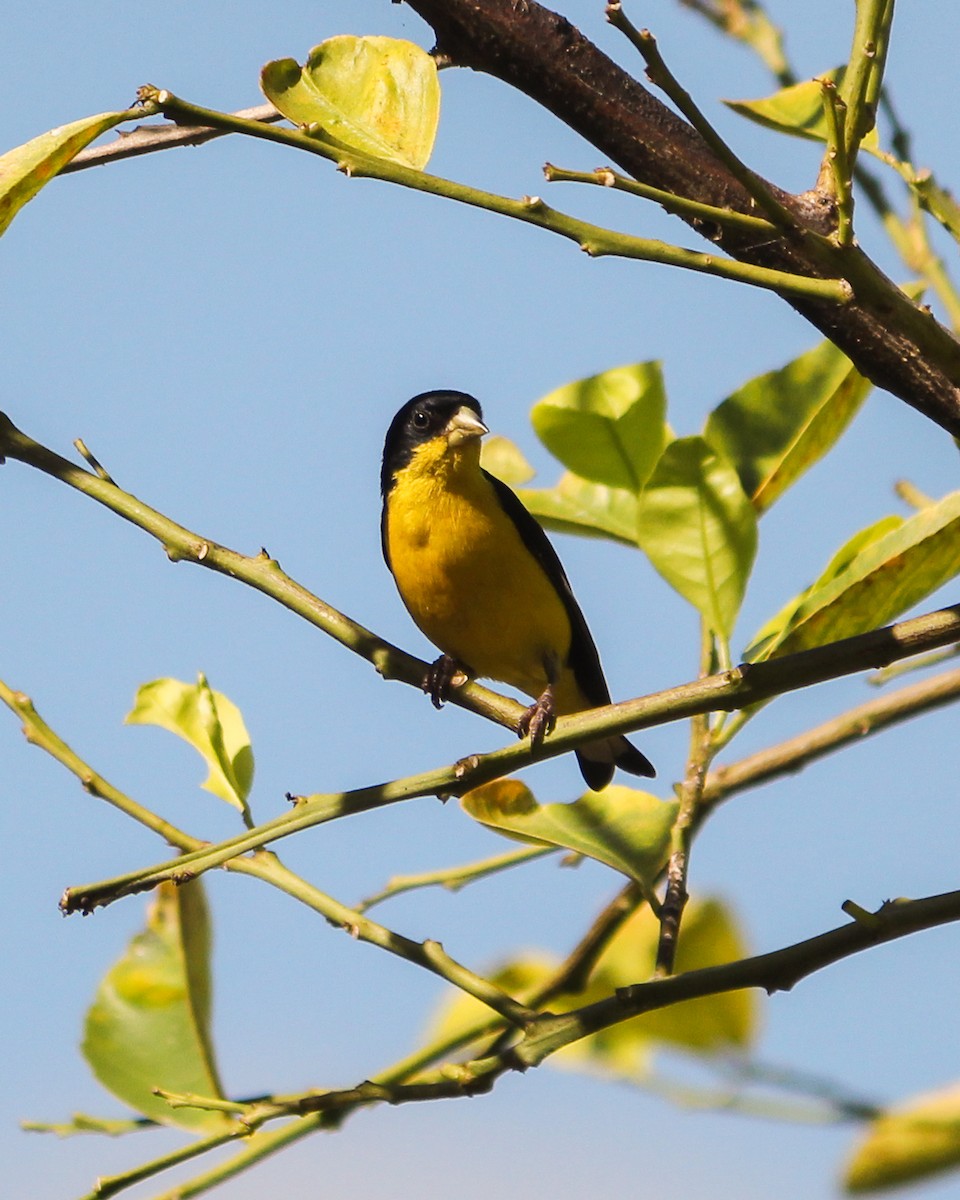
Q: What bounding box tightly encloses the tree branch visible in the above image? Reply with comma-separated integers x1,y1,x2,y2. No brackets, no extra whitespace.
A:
402,0,960,435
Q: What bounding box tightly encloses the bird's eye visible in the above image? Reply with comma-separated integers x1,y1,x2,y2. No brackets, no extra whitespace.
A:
412,409,430,430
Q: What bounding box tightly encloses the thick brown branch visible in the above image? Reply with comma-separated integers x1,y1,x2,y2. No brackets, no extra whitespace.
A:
403,0,960,435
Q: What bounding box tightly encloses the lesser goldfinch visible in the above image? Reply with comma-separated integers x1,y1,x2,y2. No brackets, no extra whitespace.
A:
380,390,655,790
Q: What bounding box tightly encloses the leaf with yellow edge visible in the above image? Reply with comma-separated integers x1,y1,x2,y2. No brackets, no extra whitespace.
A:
745,514,902,660
0,109,136,237
461,779,677,889
261,36,440,169
844,1083,960,1194
704,340,871,514
82,882,232,1134
754,490,960,660
531,362,669,492
126,675,254,818
560,898,758,1075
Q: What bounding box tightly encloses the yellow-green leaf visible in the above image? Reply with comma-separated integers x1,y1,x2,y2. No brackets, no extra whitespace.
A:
126,675,254,817
745,515,902,659
531,363,669,492
562,898,757,1076
636,436,758,640
425,955,559,1052
480,434,536,486
461,779,677,888
0,110,136,237
844,1083,960,1193
704,340,871,513
755,491,960,660
726,69,878,150
519,472,638,545
82,882,232,1133
260,36,440,169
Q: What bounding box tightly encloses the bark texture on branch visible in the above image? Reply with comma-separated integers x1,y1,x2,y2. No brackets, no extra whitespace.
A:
406,0,960,435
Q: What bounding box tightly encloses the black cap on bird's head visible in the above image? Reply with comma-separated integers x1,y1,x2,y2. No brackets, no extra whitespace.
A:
381,390,488,496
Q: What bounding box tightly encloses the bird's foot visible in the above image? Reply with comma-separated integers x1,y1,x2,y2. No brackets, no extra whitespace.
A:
423,654,468,709
518,685,556,750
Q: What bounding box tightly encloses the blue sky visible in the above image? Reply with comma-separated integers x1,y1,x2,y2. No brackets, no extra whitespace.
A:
2,3,959,1197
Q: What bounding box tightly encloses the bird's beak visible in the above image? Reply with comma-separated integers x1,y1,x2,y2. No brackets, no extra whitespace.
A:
445,406,489,447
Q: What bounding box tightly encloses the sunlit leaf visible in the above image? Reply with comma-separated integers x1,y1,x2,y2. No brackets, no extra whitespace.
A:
480,434,536,486
636,436,758,639
745,515,902,659
82,882,232,1133
0,110,135,237
126,676,254,817
561,898,757,1075
531,363,670,492
754,491,960,660
704,341,871,513
461,779,677,888
519,472,638,545
844,1083,960,1193
261,36,440,169
726,69,878,150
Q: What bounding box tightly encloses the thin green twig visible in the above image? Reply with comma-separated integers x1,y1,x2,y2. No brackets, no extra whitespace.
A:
137,88,849,303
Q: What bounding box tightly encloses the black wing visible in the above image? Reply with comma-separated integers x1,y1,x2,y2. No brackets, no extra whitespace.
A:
483,469,612,708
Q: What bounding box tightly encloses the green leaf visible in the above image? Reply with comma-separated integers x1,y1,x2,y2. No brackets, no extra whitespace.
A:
461,779,677,888
912,171,960,244
844,1083,960,1194
704,340,871,513
519,472,638,546
126,676,254,817
82,882,232,1133
561,898,757,1074
636,436,758,639
480,434,536,486
746,515,902,660
755,490,960,660
726,69,878,150
260,36,440,169
0,110,135,238
531,363,670,492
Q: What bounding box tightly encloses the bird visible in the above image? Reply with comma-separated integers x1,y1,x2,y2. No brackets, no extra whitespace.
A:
380,389,655,790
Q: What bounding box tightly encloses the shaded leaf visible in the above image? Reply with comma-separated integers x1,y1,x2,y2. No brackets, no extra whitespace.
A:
0,110,135,237
82,882,232,1133
126,675,254,816
461,779,677,888
636,436,757,639
754,491,960,660
844,1083,960,1194
519,472,638,546
480,434,536,486
726,69,878,150
261,36,440,169
704,340,871,513
531,363,669,492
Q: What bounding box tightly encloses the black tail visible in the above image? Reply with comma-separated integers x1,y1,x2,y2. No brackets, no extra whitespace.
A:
576,734,655,791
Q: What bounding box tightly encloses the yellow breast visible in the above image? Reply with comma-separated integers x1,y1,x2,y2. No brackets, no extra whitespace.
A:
385,439,573,700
